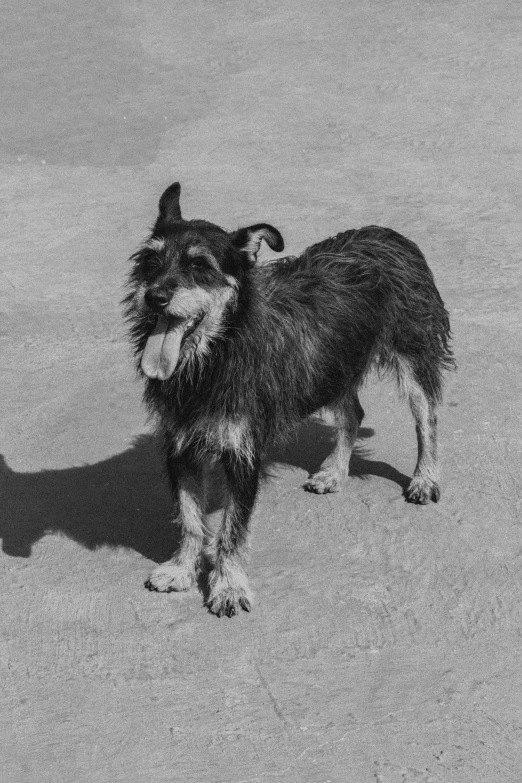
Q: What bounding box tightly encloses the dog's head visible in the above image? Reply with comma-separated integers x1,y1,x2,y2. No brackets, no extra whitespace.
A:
126,182,284,381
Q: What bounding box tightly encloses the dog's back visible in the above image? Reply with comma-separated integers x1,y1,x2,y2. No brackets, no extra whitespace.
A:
300,225,453,376
243,224,453,418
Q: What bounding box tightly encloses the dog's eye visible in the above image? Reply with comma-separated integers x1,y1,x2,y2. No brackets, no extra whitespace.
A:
139,256,163,276
190,256,209,268
190,256,213,272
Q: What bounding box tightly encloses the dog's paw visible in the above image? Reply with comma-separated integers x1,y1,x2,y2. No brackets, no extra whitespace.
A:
207,588,252,618
145,562,194,592
405,477,440,505
207,564,253,617
304,472,340,494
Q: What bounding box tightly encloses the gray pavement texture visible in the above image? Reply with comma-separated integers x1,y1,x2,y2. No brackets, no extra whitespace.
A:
1,1,522,781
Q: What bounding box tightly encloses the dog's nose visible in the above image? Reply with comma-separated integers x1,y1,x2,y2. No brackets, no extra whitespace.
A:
145,286,172,312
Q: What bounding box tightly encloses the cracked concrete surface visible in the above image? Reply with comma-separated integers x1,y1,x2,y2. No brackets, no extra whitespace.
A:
1,0,522,781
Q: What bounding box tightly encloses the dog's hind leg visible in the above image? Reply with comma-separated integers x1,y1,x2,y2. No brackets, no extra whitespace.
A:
145,452,206,592
207,450,260,617
397,358,441,504
304,393,364,494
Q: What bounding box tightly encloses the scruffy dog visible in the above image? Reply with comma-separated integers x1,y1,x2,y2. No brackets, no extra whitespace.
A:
124,183,454,617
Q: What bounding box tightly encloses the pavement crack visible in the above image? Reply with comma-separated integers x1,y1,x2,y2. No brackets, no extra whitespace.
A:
254,662,292,730
1,270,17,289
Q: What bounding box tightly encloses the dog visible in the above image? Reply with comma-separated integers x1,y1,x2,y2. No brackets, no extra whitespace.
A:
123,182,454,617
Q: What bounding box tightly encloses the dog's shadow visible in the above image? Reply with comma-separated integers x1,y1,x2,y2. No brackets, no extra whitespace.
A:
265,418,410,490
0,421,410,562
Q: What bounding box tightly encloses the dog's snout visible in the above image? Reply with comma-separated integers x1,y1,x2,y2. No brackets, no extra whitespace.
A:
145,286,172,312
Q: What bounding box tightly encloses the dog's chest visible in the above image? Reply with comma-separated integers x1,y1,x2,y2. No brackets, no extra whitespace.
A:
172,416,251,460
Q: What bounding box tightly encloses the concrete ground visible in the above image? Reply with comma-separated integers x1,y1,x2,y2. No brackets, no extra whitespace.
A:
1,1,521,781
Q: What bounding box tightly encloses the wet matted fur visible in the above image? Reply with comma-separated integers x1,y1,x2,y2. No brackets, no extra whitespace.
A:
123,182,454,617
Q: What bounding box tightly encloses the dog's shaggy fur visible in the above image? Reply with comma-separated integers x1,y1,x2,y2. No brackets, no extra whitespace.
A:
123,183,454,617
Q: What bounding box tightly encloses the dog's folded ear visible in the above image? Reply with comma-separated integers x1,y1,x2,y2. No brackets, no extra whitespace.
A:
157,182,182,224
231,224,284,264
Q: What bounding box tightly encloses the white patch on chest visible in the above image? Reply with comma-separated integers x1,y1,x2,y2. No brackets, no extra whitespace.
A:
172,416,253,464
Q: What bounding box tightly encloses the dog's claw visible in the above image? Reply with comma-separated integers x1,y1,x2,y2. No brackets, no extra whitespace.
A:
405,478,440,505
145,563,194,592
304,475,340,494
208,593,252,618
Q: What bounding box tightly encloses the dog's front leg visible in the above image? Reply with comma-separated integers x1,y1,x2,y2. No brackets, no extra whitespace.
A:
207,450,260,617
145,451,206,593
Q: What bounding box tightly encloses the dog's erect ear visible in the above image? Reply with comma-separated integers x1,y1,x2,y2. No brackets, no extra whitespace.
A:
157,182,182,223
231,223,284,263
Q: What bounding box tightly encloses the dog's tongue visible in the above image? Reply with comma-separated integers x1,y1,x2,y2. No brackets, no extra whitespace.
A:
141,316,185,380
